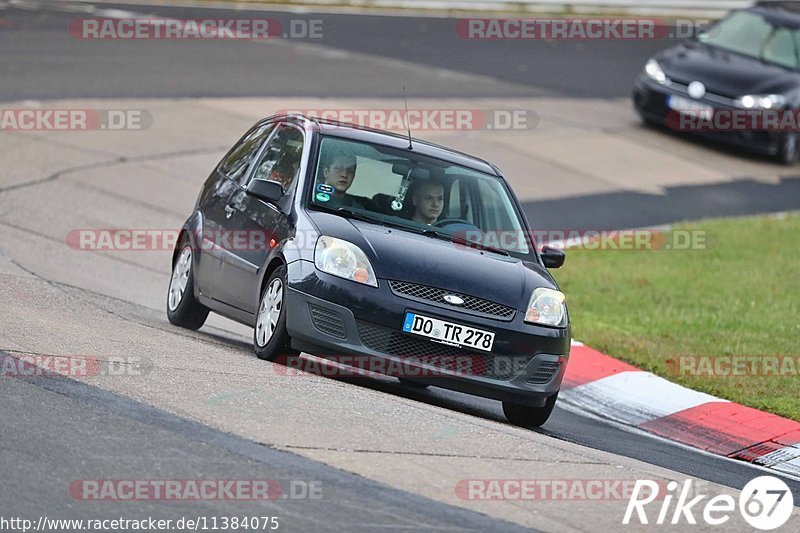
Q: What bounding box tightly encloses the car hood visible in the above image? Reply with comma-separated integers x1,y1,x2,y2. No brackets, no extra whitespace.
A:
658,42,800,97
307,211,557,308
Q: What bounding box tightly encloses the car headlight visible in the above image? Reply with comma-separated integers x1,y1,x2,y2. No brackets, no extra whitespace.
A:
314,236,377,287
734,94,786,110
524,288,566,327
644,59,669,85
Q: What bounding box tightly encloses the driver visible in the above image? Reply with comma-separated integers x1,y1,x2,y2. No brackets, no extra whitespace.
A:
410,179,444,225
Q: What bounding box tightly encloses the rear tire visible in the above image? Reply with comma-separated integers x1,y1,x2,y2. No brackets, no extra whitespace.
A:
254,266,297,361
502,392,559,428
166,244,209,330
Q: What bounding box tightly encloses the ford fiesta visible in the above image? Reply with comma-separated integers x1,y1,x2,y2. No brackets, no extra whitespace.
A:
167,114,570,427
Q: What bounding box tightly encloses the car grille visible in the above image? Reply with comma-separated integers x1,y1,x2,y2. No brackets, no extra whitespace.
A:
388,280,515,320
356,321,531,380
309,305,346,339
661,79,738,107
526,360,561,384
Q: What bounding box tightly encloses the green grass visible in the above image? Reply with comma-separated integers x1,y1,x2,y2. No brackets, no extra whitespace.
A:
552,212,800,421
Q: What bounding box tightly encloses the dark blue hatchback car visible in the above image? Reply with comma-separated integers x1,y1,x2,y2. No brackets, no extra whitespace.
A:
167,114,570,427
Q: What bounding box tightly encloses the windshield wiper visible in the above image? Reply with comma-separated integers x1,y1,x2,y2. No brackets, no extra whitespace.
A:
310,203,387,226
417,227,510,256
450,232,510,256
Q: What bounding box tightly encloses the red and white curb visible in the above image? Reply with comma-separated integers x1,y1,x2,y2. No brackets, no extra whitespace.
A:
560,340,800,478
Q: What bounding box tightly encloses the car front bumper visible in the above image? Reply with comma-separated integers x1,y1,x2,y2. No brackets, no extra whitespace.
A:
283,260,570,406
632,75,786,156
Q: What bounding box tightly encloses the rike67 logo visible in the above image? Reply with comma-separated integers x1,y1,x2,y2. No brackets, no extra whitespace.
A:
624,476,794,529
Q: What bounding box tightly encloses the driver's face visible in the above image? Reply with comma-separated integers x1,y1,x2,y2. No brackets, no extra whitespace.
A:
324,156,356,194
413,183,444,220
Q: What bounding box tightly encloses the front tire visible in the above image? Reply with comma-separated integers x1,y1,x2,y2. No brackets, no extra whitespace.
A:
166,244,209,330
254,266,296,361
638,112,660,129
502,392,559,428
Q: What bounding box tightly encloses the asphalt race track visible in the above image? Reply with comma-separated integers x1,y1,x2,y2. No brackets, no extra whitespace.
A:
1,1,800,531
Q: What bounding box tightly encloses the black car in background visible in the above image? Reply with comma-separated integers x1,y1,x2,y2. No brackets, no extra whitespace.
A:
166,114,571,427
633,1,800,163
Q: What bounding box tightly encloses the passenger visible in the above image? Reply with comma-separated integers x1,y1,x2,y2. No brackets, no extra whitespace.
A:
410,179,444,225
320,147,377,211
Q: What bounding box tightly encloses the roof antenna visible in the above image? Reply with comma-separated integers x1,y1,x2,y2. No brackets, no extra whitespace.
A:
403,86,413,149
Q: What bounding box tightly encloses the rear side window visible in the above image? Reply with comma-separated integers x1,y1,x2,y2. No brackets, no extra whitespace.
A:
219,122,275,185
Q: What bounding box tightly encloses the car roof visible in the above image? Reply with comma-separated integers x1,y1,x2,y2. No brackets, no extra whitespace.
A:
263,113,502,177
751,2,800,28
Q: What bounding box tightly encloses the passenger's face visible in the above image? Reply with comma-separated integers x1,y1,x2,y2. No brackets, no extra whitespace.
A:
324,157,357,194
413,183,444,220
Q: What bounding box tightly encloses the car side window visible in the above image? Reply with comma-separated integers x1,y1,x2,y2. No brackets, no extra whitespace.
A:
250,125,304,192
218,122,275,185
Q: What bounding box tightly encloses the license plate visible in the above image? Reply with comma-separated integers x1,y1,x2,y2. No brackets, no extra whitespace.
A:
402,312,495,352
667,95,713,119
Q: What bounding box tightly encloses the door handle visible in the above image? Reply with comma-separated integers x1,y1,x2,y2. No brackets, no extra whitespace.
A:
224,204,235,219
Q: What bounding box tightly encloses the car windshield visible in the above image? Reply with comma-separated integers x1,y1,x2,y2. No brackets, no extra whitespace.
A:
699,10,800,70
308,135,533,257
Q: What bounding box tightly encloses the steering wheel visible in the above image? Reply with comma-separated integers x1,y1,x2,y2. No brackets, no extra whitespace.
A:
433,218,474,229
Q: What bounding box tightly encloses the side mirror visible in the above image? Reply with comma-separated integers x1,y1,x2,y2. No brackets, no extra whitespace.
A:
246,179,284,204
540,245,565,269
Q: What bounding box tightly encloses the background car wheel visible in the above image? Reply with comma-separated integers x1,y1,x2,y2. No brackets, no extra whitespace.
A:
166,244,209,330
398,378,429,389
778,132,799,165
502,392,559,428
638,114,660,129
254,266,297,361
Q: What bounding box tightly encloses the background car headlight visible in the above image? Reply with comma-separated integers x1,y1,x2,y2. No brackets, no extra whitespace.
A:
644,59,669,85
734,94,786,109
314,236,378,287
524,288,566,327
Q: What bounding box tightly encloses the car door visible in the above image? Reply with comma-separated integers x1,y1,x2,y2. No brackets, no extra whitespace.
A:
221,123,306,313
195,121,275,302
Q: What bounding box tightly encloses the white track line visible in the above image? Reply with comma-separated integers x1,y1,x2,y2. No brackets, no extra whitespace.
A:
562,370,725,426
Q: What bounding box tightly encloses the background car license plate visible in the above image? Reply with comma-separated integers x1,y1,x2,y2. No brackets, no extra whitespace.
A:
667,95,713,119
402,312,494,352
